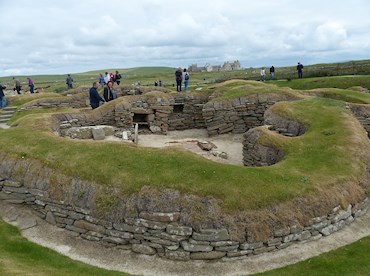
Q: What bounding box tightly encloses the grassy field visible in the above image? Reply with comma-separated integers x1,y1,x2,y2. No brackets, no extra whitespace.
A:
1,59,370,94
258,236,370,276
0,219,126,276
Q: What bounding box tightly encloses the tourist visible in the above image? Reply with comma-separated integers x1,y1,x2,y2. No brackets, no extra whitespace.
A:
104,72,110,84
297,62,304,79
260,67,266,81
159,80,162,87
182,68,190,92
98,73,105,87
103,81,117,102
27,77,34,94
89,82,105,109
110,72,115,83
66,74,74,89
269,65,275,80
175,67,182,92
0,83,6,108
13,77,21,94
115,71,122,85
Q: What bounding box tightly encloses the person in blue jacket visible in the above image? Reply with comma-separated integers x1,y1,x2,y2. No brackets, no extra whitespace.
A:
89,82,105,109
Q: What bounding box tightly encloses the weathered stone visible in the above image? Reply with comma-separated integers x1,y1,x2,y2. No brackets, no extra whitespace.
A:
239,241,263,250
166,224,192,236
102,236,129,245
215,245,239,252
210,241,239,247
139,212,180,223
113,222,147,234
181,241,213,252
105,229,133,239
192,229,229,242
267,237,282,246
165,249,190,261
3,180,23,188
154,232,189,242
68,210,85,220
197,141,217,151
65,224,88,234
45,211,56,225
132,244,156,255
227,250,252,257
74,220,105,233
92,128,105,140
189,238,210,245
190,251,226,260
143,235,178,246
138,219,167,230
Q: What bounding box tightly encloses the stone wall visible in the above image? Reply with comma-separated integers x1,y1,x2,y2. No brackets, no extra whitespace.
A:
0,155,369,261
202,93,299,136
351,104,370,138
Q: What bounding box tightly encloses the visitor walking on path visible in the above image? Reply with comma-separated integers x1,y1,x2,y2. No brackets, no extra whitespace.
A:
175,68,182,92
27,77,34,94
13,77,21,94
297,62,304,79
260,67,266,81
66,74,74,89
270,65,275,80
0,84,7,108
104,72,110,84
182,68,189,92
89,82,105,109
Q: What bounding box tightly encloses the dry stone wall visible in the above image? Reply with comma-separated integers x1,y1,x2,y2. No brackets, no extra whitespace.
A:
0,155,369,261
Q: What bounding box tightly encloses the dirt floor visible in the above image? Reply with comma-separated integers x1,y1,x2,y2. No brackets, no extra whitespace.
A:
137,129,244,166
1,201,370,276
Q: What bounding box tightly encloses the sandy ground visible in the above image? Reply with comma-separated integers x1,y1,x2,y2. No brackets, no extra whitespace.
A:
1,201,370,276
137,129,244,166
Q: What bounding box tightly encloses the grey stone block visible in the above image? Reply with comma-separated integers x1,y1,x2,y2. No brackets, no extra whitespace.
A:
181,241,213,252
132,244,156,255
192,229,229,242
190,251,226,260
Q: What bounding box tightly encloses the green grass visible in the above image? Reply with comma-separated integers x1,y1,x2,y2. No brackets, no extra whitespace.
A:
0,219,127,276
0,84,368,211
275,75,370,90
257,236,370,276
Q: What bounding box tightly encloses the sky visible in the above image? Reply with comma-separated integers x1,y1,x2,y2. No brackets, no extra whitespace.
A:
1,0,370,77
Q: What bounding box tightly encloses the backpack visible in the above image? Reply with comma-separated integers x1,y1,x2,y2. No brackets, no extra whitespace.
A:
185,73,189,81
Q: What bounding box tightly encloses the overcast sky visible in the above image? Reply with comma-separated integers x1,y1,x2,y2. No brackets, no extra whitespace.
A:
1,0,370,77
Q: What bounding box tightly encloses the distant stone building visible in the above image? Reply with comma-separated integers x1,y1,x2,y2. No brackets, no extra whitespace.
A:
188,60,241,72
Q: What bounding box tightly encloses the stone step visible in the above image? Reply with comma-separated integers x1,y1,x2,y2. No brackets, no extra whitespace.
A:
0,119,9,123
0,115,12,120
2,107,17,111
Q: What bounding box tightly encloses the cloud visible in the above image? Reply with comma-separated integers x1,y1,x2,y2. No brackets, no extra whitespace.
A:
1,0,370,76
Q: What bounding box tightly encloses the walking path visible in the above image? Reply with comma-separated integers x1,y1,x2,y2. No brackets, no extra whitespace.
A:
1,201,369,275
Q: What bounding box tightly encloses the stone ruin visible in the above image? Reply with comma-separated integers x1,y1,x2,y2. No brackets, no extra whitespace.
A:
3,84,369,261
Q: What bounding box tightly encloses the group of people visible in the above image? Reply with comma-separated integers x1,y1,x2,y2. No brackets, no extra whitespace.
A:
89,80,118,109
9,77,35,95
98,71,122,88
175,67,190,92
260,62,304,80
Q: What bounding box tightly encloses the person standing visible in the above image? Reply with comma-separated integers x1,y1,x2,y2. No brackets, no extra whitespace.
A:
13,77,21,94
115,71,122,85
297,62,304,79
175,67,182,92
260,67,266,81
103,81,117,102
98,73,105,87
66,74,74,89
182,68,190,92
269,65,275,80
104,72,110,84
27,77,34,93
0,83,6,108
89,82,105,109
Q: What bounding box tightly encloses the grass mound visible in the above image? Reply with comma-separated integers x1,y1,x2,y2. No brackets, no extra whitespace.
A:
0,84,369,212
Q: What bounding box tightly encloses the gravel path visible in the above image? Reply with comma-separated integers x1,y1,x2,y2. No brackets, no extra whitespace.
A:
1,201,369,276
